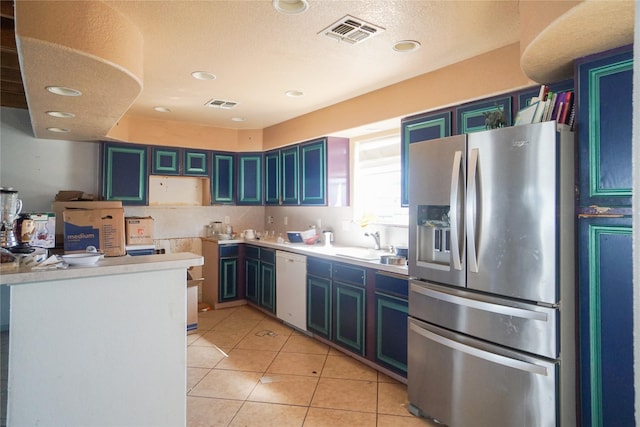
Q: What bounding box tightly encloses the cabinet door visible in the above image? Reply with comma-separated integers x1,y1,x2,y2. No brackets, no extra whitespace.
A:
280,146,299,205
238,153,263,205
334,282,365,355
264,150,280,205
151,147,180,175
300,139,326,205
212,152,235,204
578,217,634,427
219,257,238,302
245,258,260,304
400,110,452,207
260,262,276,313
455,95,512,134
577,47,633,207
102,143,148,205
375,292,408,376
307,275,331,339
183,149,209,176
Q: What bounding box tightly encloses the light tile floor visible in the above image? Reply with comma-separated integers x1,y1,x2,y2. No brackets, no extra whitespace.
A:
187,305,438,427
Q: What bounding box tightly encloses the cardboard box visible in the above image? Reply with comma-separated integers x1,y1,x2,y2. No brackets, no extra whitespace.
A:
125,217,155,245
63,208,126,256
53,201,122,237
28,213,56,248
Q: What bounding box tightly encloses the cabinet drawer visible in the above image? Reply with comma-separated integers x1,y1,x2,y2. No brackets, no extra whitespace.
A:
333,263,366,287
260,248,275,264
375,272,408,298
245,245,260,260
307,257,332,278
219,244,239,257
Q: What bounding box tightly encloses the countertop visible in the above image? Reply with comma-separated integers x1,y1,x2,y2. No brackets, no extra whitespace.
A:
203,237,409,276
0,252,204,286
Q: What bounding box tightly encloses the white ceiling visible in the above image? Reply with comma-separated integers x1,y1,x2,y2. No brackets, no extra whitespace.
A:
14,0,521,140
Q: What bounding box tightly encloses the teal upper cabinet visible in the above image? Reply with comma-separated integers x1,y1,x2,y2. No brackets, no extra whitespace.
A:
455,95,512,134
300,139,326,205
102,143,148,205
212,152,235,204
183,149,210,176
281,145,299,205
151,147,180,175
237,153,263,205
400,110,452,206
577,46,633,207
264,150,281,205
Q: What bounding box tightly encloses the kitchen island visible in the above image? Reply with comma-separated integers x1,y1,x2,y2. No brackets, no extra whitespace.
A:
1,252,203,427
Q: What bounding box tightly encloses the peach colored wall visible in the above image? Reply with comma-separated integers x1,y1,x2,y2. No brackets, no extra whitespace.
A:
263,43,535,149
107,115,263,151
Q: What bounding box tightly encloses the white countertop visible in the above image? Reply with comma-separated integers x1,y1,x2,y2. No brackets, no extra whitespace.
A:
205,237,408,276
1,252,203,286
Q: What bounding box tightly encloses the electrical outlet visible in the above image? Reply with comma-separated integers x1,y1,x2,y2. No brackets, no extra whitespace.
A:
224,216,230,224
267,216,274,224
284,216,288,225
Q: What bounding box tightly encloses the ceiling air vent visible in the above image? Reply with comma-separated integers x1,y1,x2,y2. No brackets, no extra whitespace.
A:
205,99,238,109
319,15,384,45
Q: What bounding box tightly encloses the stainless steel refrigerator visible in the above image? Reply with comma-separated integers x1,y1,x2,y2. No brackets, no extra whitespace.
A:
407,121,576,427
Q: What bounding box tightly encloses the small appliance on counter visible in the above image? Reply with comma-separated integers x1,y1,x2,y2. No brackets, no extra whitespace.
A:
1,187,22,248
10,213,36,254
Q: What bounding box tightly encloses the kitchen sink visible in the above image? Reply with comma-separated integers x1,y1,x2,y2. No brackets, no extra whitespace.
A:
334,248,382,261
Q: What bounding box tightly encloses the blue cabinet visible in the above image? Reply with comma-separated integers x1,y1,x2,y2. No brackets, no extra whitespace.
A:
102,143,148,205
264,150,281,205
400,110,452,206
183,149,209,176
578,218,633,427
455,95,512,134
245,245,276,313
280,146,299,205
374,272,408,376
151,147,180,175
300,139,326,205
576,45,634,427
211,152,235,204
237,153,263,205
218,244,239,302
577,47,633,207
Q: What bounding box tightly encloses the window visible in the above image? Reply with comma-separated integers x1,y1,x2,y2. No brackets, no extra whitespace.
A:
353,134,408,226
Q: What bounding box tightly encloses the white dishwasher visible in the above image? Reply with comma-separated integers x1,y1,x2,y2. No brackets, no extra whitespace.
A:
275,251,307,331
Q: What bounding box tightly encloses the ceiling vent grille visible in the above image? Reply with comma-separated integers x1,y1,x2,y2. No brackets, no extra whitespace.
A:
205,99,238,109
319,15,384,45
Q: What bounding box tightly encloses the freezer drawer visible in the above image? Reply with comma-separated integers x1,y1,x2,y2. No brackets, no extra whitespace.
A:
409,280,558,359
408,317,558,427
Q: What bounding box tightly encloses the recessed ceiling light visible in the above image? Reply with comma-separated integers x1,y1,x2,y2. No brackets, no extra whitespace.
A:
191,71,216,81
231,117,246,122
46,86,82,96
154,106,171,113
47,127,70,133
46,111,75,118
393,40,421,53
273,0,309,14
285,90,304,98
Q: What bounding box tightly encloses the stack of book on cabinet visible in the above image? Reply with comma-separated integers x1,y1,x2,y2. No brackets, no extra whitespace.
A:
515,84,575,129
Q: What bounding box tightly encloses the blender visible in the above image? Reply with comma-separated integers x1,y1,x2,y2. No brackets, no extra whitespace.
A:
1,187,22,248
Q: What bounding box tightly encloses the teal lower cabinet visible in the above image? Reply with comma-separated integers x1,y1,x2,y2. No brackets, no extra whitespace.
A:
306,258,366,356
578,217,634,427
334,281,365,355
218,244,239,302
245,245,275,313
374,272,408,376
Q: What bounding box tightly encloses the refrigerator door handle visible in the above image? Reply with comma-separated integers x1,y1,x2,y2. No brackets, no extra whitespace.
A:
409,322,549,376
449,150,463,270
466,148,479,272
410,283,548,321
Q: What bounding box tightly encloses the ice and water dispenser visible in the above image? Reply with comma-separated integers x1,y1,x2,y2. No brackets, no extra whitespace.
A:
416,205,451,266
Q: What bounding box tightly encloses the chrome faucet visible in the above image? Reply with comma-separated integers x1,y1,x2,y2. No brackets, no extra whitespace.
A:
364,231,381,250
